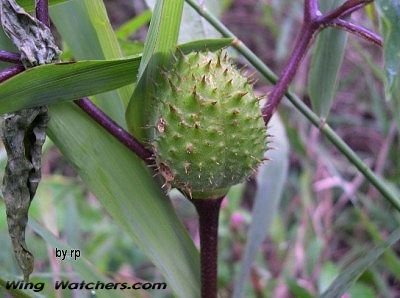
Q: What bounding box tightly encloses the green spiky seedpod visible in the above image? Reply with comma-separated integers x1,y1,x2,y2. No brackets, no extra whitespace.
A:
144,50,266,199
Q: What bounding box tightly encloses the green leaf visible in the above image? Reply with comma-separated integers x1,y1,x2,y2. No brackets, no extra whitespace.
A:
17,0,70,11
376,0,400,128
321,228,400,298
116,10,152,40
0,37,232,115
0,57,140,114
233,115,289,298
286,279,314,298
179,38,233,53
126,0,185,140
144,0,222,42
50,0,132,127
0,35,232,116
47,102,200,298
308,0,348,119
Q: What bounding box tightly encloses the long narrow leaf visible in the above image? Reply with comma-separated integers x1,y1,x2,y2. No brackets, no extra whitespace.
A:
126,0,185,140
47,102,200,298
0,38,232,115
376,0,400,129
321,228,400,298
308,0,348,119
0,57,140,114
233,115,289,298
50,0,132,127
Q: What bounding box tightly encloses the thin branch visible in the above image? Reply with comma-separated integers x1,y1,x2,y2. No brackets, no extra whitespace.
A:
35,0,50,27
0,50,20,64
262,22,316,124
0,64,24,83
74,98,153,163
322,0,373,22
328,19,383,47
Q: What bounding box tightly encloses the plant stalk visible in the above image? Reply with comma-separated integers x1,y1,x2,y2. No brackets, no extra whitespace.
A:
74,98,153,163
0,50,20,64
192,197,224,298
0,64,24,83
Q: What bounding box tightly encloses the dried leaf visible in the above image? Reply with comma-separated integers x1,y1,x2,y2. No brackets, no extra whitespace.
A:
0,0,60,281
0,0,60,67
1,107,49,281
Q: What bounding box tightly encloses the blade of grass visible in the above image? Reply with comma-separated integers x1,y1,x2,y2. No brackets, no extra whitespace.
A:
116,10,152,40
308,0,348,119
376,0,400,129
0,57,141,114
0,38,232,115
126,0,185,140
50,0,133,127
47,102,200,298
233,115,289,298
321,228,400,298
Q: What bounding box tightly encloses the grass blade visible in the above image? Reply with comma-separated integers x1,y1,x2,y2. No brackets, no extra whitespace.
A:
50,0,133,127
233,115,289,298
0,57,140,114
47,102,200,298
308,0,348,119
116,10,152,40
376,0,400,129
126,0,185,140
0,37,231,114
321,228,400,298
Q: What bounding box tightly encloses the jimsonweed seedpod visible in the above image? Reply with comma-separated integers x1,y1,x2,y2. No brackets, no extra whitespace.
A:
143,50,266,199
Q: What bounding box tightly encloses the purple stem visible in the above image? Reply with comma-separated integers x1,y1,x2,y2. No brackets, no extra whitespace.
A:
262,0,376,124
36,0,50,27
74,98,153,163
305,0,320,21
0,64,24,83
323,0,373,22
262,22,317,124
328,19,383,47
192,197,224,298
0,50,21,64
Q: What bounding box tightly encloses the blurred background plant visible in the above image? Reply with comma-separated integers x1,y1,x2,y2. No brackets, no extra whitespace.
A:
0,0,399,297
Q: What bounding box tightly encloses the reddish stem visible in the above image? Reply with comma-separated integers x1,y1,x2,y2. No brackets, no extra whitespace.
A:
74,98,153,163
0,64,24,83
262,22,317,124
262,0,377,124
323,0,373,21
328,19,383,47
0,50,21,64
192,197,224,298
